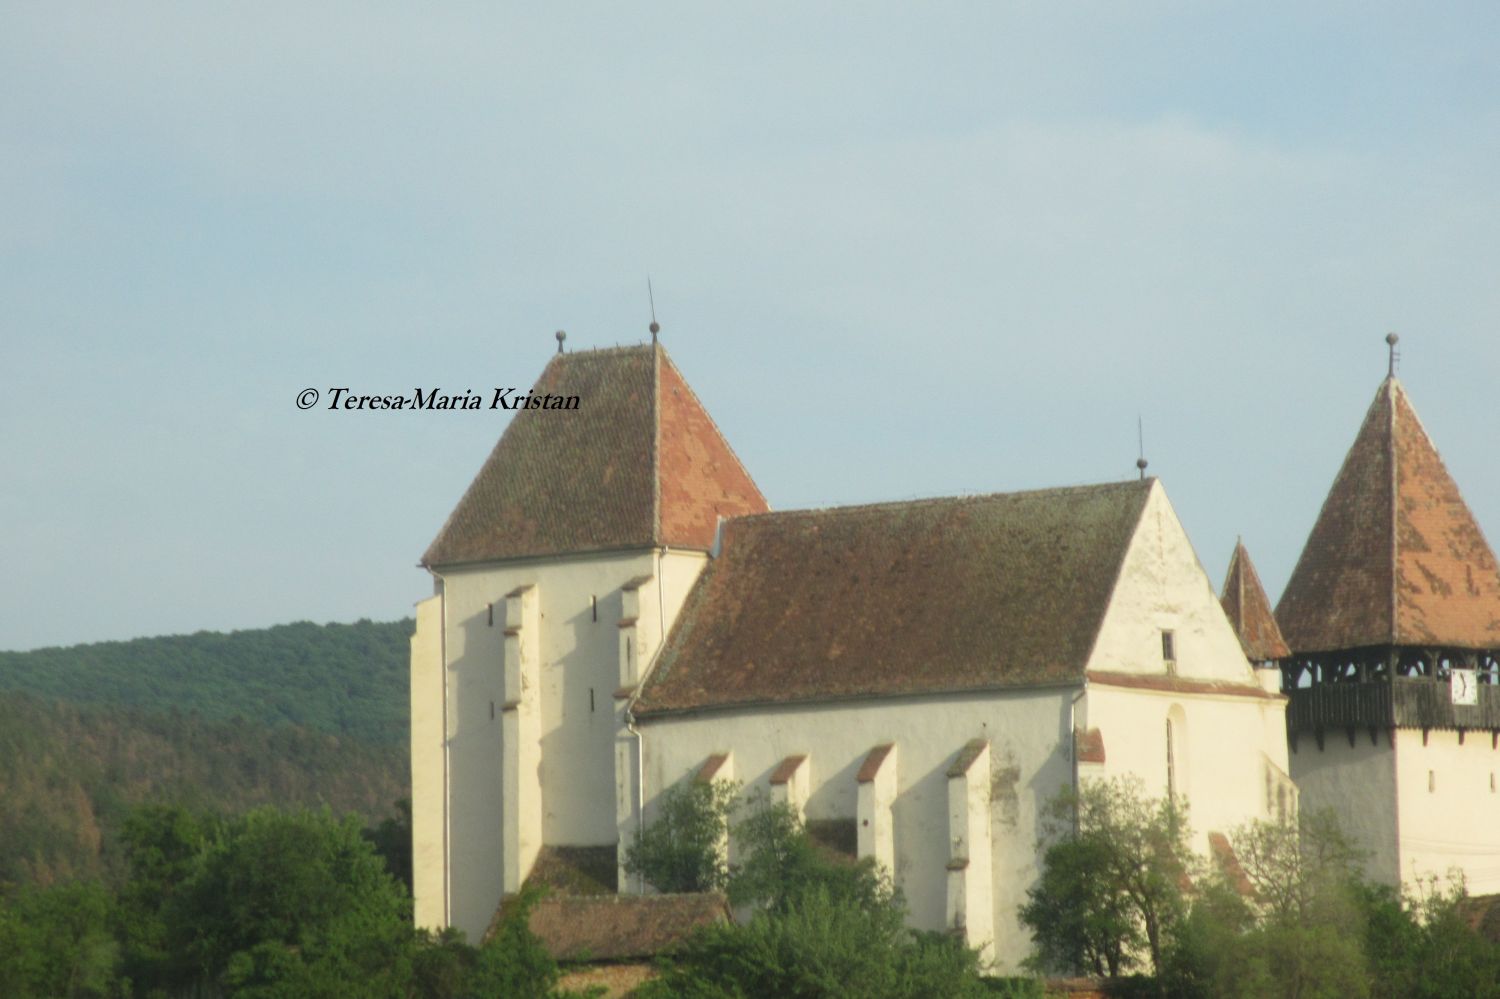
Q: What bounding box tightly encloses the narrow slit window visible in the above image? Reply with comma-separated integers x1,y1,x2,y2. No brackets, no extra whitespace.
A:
487,603,494,626
1429,770,1436,793
589,688,595,713
1166,719,1176,799
591,595,597,622
1161,630,1176,664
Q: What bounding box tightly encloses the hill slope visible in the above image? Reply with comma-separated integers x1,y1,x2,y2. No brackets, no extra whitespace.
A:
0,619,412,744
0,690,409,887
0,619,414,888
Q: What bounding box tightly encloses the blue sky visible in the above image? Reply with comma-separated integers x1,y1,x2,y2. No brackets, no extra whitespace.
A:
4,4,1499,650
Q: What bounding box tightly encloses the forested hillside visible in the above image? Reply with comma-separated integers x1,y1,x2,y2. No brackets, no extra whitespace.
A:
0,619,411,744
0,691,408,888
0,619,414,889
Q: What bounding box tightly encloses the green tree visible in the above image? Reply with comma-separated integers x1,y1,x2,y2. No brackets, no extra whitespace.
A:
363,798,414,896
169,808,415,997
0,880,123,998
638,793,989,999
1021,777,1195,984
1165,811,1370,999
1363,875,1500,999
726,793,888,915
624,779,738,894
1020,836,1137,976
114,803,222,990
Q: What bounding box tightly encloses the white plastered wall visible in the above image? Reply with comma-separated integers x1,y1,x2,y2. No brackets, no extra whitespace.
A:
1080,479,1292,853
1082,684,1291,853
1089,481,1255,684
1392,728,1500,895
1287,734,1400,886
410,595,446,930
413,547,710,940
635,687,1076,972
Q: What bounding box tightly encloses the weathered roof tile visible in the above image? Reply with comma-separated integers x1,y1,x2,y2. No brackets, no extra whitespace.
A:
635,480,1153,716
423,344,766,566
1220,541,1291,662
1277,378,1500,652
500,893,731,962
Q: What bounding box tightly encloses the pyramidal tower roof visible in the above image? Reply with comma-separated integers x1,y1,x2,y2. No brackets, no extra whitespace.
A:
1219,540,1290,662
422,342,768,567
1276,376,1500,653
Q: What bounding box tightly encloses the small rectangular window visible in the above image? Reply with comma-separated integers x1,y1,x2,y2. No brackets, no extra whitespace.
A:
1161,630,1175,663
1429,770,1436,793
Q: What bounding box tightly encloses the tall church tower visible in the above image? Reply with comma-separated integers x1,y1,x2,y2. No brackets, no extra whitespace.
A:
409,340,766,938
1277,353,1500,892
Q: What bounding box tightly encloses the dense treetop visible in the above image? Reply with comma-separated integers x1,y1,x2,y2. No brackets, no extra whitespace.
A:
0,690,407,889
0,619,412,744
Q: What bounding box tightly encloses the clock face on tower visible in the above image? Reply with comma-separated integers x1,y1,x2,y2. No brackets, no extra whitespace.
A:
1452,669,1478,706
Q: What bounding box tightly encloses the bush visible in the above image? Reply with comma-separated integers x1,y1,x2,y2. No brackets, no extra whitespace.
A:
634,791,988,998
624,780,738,894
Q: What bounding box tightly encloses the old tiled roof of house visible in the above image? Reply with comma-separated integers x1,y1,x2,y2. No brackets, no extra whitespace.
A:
423,343,767,566
1276,377,1500,653
1219,541,1290,662
634,479,1153,716
505,893,731,962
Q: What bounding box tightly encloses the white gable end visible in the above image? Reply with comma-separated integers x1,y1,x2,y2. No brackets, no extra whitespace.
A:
1087,480,1253,683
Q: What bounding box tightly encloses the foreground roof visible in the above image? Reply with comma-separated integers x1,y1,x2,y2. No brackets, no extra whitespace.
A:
507,893,731,962
423,343,767,566
1276,377,1500,653
635,479,1153,716
1219,541,1290,662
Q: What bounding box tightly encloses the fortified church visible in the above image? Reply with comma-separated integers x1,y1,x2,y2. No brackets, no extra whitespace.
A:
409,333,1500,969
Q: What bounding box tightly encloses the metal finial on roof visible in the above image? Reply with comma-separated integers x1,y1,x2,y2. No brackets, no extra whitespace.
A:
555,329,566,354
1136,416,1148,480
648,277,660,343
1386,331,1400,378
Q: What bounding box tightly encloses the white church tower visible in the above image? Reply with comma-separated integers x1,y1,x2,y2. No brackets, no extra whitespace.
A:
1276,356,1500,895
409,338,766,938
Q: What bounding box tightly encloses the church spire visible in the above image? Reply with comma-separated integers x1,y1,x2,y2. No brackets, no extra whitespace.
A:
1220,540,1290,663
1276,372,1500,653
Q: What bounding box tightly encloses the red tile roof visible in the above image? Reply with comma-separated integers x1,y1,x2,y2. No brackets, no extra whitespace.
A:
423,344,767,566
1087,670,1280,700
856,743,895,783
1074,727,1106,764
506,893,731,962
694,752,731,783
634,480,1153,716
1276,378,1500,653
1219,541,1291,662
768,754,807,785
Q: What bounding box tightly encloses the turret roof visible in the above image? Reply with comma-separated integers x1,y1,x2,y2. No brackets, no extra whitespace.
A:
1219,540,1290,662
1276,377,1500,653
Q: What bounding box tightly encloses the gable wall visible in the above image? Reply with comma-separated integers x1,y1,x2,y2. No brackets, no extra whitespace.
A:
1089,483,1254,684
